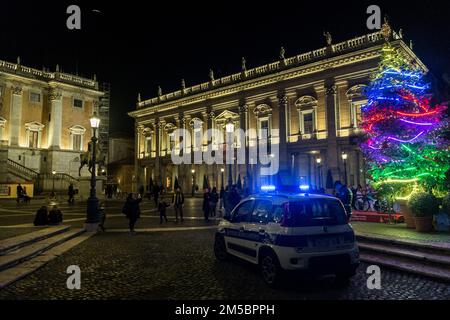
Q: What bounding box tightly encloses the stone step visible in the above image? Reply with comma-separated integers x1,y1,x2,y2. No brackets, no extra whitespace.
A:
0,226,70,255
0,231,94,289
0,228,85,271
359,251,450,283
358,242,450,268
356,233,450,256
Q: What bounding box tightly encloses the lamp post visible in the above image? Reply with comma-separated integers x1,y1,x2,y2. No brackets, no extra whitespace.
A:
51,170,56,197
316,158,322,189
191,169,195,197
86,113,100,228
225,119,235,188
220,168,225,190
342,152,348,186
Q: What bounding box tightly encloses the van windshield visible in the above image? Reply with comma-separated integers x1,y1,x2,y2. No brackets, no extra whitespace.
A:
283,199,347,227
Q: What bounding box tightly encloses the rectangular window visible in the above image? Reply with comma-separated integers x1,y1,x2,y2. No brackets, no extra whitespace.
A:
145,137,152,156
28,131,39,148
168,133,175,153
72,134,82,151
29,92,41,103
303,113,313,134
259,119,269,137
193,128,202,151
73,99,84,108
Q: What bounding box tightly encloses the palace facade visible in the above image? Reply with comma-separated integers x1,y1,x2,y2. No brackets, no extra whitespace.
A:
0,58,104,191
129,26,427,194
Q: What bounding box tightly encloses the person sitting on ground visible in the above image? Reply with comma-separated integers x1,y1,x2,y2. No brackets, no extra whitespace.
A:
34,206,49,226
48,205,63,225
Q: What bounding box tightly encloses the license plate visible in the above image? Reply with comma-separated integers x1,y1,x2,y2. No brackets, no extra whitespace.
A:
314,237,338,247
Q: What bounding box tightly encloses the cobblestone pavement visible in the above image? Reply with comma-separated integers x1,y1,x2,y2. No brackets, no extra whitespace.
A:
0,228,449,300
1,197,449,300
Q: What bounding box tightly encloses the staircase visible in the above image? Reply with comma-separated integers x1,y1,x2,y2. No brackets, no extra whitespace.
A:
6,159,79,194
0,226,91,289
7,159,39,182
357,234,450,282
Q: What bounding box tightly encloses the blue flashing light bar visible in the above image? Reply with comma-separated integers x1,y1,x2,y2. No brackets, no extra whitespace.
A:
299,184,310,192
261,185,276,192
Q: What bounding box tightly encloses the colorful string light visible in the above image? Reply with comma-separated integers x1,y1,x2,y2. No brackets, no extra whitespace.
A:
360,43,450,193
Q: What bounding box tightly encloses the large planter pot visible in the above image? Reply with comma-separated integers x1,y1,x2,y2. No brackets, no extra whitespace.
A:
398,199,415,229
414,216,433,233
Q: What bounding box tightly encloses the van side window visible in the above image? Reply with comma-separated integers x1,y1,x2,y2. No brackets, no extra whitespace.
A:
251,200,272,224
232,200,254,223
271,205,285,223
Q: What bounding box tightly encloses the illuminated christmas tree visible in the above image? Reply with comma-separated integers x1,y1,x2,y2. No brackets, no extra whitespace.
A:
360,42,450,193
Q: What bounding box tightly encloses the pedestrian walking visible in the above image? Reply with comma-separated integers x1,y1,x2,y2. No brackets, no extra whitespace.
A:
158,199,169,224
123,193,142,233
153,184,160,207
210,187,219,217
172,187,185,222
68,183,75,204
219,187,225,210
203,188,211,221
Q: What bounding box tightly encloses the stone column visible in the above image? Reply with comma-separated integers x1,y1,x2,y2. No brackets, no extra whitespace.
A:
9,85,23,146
325,84,339,186
48,89,63,149
277,94,290,184
154,120,161,184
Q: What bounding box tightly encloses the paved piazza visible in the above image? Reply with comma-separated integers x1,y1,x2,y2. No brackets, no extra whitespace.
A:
0,197,449,300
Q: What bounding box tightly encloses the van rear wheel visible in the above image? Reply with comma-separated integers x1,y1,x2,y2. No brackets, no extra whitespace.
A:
260,251,282,287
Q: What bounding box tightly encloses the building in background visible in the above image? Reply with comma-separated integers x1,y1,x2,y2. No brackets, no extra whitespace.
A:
129,26,427,193
98,82,111,171
108,134,135,195
0,58,105,193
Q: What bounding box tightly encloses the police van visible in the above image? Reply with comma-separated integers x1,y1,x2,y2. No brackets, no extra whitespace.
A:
214,185,360,287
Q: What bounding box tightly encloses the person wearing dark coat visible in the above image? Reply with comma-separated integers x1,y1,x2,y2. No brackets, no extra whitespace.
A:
210,187,219,217
48,206,63,225
203,188,211,221
124,193,142,232
152,185,160,207
172,187,185,222
158,199,170,224
335,181,353,220
229,187,241,211
34,206,49,226
68,183,75,204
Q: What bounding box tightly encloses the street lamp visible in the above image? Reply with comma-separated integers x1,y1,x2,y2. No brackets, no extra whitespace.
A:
220,168,225,191
51,170,56,197
225,119,235,188
316,158,322,189
191,169,196,196
342,152,348,186
86,112,100,229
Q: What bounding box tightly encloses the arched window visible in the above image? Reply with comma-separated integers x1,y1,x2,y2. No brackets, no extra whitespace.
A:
346,85,367,128
295,96,317,139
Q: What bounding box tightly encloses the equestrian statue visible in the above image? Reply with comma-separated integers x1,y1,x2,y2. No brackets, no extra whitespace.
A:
78,140,106,176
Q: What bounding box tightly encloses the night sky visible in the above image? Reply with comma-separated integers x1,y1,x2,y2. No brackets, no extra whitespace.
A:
1,0,449,136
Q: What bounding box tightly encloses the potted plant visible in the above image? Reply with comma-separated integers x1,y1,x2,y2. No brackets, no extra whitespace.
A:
408,192,439,232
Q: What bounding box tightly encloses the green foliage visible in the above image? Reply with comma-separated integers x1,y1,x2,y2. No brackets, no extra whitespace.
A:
408,192,439,217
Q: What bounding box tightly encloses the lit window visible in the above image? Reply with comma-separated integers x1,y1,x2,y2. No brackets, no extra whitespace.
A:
28,131,39,148
145,137,152,156
72,134,82,151
303,113,314,134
